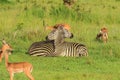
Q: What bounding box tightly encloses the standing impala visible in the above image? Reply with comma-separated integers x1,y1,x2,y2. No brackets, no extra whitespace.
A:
2,40,34,80
0,40,12,62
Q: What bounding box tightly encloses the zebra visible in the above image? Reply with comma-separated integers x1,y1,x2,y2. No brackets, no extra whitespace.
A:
28,26,73,56
47,26,88,57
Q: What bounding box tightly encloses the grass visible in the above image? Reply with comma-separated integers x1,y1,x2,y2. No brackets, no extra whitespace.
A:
1,54,120,80
0,0,120,80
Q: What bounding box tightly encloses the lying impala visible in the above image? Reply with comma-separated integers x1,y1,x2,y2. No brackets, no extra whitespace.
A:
1,40,34,80
46,23,71,31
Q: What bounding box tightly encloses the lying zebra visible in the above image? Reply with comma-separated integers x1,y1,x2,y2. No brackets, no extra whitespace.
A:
28,26,88,57
28,26,73,56
47,26,88,57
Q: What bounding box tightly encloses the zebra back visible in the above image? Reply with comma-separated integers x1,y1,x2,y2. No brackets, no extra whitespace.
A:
28,40,55,56
54,41,88,57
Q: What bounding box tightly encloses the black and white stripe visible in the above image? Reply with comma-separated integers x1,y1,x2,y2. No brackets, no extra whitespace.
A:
28,26,73,56
28,40,55,56
47,26,88,57
53,41,88,57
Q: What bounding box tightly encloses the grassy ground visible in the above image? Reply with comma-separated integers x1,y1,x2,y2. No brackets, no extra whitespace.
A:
0,0,120,80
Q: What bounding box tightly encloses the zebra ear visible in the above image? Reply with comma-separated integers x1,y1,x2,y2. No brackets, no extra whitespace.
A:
45,36,49,41
70,33,74,38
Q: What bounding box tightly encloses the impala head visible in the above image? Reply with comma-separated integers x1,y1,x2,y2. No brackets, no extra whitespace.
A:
0,40,13,62
46,26,73,40
100,27,108,33
2,39,13,55
46,24,71,31
53,24,71,30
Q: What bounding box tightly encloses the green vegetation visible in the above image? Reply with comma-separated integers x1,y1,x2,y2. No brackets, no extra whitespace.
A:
0,0,120,80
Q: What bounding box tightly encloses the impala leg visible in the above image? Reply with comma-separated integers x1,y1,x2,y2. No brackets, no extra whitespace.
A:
9,72,14,80
26,72,34,80
24,70,34,80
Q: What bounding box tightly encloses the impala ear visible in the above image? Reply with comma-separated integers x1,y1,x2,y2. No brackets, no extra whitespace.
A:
2,39,7,45
0,50,2,54
46,26,54,30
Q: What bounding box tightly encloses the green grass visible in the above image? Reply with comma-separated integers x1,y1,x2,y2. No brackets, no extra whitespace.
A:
0,0,120,80
1,54,120,80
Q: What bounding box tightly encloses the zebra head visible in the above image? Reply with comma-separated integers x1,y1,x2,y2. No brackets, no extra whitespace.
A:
46,26,73,41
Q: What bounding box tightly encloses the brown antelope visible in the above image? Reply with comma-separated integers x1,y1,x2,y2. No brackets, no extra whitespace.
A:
63,0,76,7
0,40,12,62
46,23,71,31
2,40,34,80
96,27,108,43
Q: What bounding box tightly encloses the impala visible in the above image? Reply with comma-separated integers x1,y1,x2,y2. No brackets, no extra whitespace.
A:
96,27,108,43
0,41,10,62
2,40,34,80
45,23,71,31
63,0,76,7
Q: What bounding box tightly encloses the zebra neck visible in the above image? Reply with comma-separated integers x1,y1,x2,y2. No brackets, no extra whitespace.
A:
54,35,64,54
54,42,64,56
54,31,64,45
54,39,64,45
54,36,64,46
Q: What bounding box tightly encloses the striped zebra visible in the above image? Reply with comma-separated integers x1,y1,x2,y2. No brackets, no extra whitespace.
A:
47,26,88,57
28,40,55,56
28,26,73,56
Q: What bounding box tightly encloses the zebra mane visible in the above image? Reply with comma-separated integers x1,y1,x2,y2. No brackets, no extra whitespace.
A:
54,26,66,46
